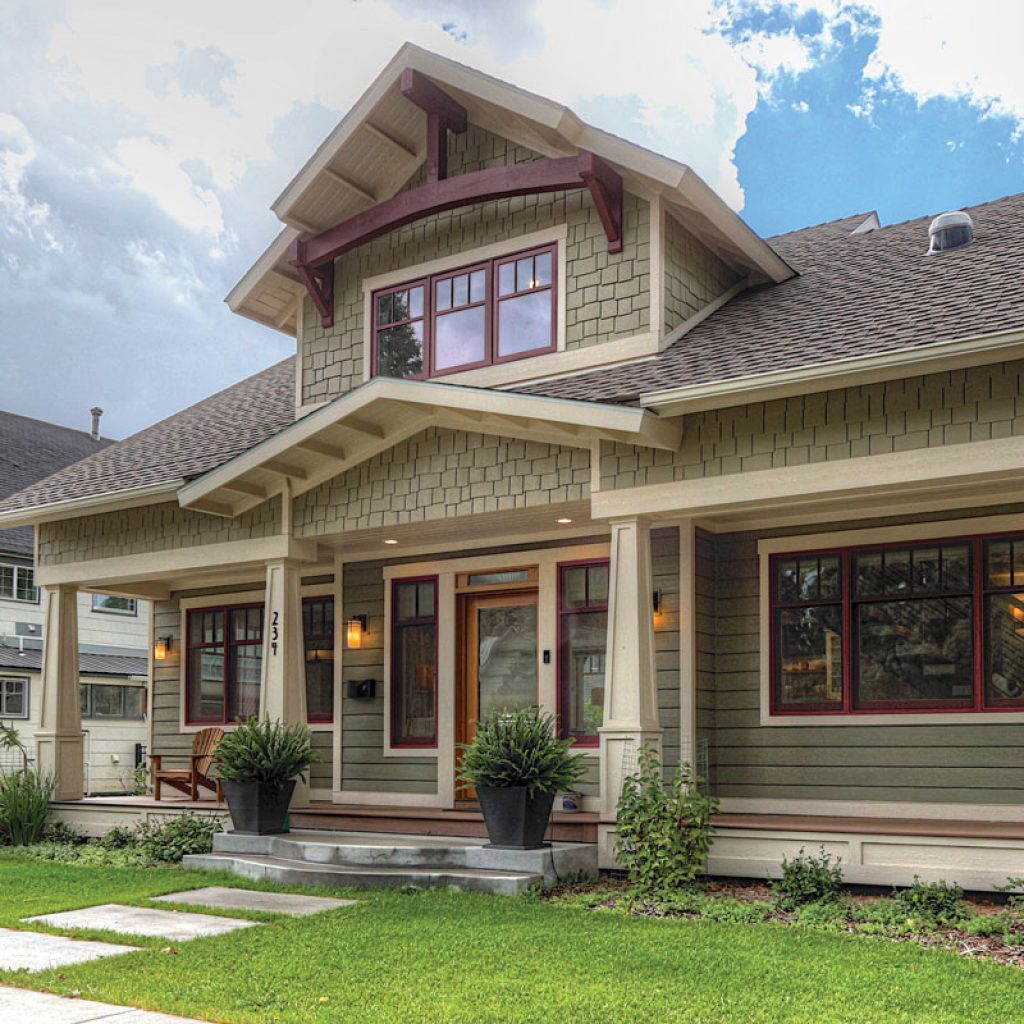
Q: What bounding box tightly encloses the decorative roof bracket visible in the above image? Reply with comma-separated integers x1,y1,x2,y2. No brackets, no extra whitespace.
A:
294,261,334,328
400,69,468,183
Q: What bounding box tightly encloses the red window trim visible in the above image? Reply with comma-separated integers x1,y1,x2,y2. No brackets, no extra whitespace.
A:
185,602,264,726
303,594,335,724
769,529,1024,717
557,558,610,747
371,242,557,380
390,575,439,749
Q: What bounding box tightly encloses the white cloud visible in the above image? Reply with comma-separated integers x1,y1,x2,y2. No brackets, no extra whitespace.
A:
0,113,60,250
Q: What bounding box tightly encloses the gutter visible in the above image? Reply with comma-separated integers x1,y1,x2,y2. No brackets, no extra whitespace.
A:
0,481,183,530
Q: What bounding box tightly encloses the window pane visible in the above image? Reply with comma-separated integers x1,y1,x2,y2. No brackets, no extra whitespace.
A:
1013,543,1024,588
409,285,424,319
516,256,533,292
2,680,26,718
855,552,882,597
535,250,552,286
562,610,607,738
797,559,821,600
477,603,537,720
376,292,393,326
124,688,145,719
854,598,973,705
988,541,1012,587
563,567,587,609
987,593,1024,703
435,306,486,370
305,659,334,719
417,581,435,618
393,622,436,743
377,322,424,378
913,548,940,591
228,643,262,720
776,559,799,602
467,571,530,586
92,594,136,614
470,269,486,303
435,277,452,312
453,273,468,307
304,597,334,721
15,568,37,602
80,686,90,716
189,648,224,721
883,549,911,594
392,289,412,322
776,606,843,707
0,566,12,599
942,545,970,591
497,291,551,357
498,261,516,296
588,564,609,606
91,685,124,718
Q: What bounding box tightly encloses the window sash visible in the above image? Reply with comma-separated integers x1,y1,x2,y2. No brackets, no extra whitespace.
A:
303,595,335,723
558,560,610,744
185,604,264,725
92,594,138,615
0,677,28,718
390,577,438,748
0,564,38,603
372,243,557,380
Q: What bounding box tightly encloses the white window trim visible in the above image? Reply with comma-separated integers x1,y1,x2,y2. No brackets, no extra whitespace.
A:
0,675,29,719
0,563,38,604
758,512,1024,726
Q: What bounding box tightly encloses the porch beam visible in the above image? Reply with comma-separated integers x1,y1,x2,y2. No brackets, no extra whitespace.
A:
400,68,468,183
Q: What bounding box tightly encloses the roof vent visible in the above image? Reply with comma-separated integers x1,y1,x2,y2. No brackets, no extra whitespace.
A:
90,407,103,441
928,210,973,254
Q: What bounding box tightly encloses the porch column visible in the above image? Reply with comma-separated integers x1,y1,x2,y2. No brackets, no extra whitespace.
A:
598,517,663,820
36,585,84,800
260,558,309,808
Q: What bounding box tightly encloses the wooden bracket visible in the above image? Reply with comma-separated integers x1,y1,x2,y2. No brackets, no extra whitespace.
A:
578,150,623,254
400,68,468,183
294,246,335,328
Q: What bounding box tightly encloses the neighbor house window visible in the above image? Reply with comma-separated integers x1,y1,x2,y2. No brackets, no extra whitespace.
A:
0,564,38,603
80,684,145,720
373,243,556,379
186,605,263,725
304,596,335,723
0,677,28,718
771,532,1024,715
390,577,437,747
559,560,609,744
92,594,138,615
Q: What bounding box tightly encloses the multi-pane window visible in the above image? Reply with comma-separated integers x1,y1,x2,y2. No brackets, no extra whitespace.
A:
0,564,38,603
559,561,609,744
92,594,137,615
373,244,556,379
390,578,437,747
0,677,28,718
80,684,145,720
303,596,335,723
771,533,1024,715
186,605,263,725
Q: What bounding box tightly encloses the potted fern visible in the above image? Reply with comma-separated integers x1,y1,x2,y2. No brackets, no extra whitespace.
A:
458,707,585,849
215,717,316,835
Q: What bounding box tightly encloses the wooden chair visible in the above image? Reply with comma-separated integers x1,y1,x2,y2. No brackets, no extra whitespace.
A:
150,727,224,801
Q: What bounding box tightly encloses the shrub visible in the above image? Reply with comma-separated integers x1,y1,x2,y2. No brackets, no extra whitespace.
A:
216,717,317,788
134,812,223,862
615,745,718,894
774,847,844,910
41,821,86,845
893,877,967,925
0,769,55,846
458,707,585,796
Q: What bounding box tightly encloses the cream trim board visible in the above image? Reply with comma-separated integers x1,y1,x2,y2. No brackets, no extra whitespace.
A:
331,789,446,808
0,482,181,532
719,796,1024,824
649,195,663,345
757,512,1024,727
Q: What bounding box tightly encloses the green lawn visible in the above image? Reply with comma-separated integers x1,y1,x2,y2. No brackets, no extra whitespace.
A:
1,854,1023,1023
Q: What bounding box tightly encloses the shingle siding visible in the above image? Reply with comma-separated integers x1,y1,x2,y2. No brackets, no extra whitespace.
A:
663,214,740,335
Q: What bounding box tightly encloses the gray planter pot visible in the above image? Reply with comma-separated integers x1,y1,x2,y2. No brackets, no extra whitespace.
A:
223,778,296,835
477,785,555,849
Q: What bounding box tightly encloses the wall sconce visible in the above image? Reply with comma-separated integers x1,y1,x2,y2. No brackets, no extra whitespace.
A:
652,589,663,615
153,636,173,661
346,615,367,649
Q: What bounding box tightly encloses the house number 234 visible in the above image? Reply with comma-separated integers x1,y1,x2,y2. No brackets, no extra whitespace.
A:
271,610,280,655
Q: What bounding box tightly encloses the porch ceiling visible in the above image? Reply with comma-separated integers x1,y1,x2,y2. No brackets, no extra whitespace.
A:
176,377,681,519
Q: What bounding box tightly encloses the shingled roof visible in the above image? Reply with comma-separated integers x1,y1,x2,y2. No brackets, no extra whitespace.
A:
0,412,111,555
521,192,1024,403
0,358,296,518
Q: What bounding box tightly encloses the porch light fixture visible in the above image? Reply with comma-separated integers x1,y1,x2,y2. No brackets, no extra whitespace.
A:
153,636,173,661
346,615,367,649
383,538,399,546
556,516,573,524
652,589,663,618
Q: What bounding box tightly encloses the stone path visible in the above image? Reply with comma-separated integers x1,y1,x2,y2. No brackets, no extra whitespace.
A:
25,904,258,942
0,928,136,971
153,886,356,915
0,986,210,1023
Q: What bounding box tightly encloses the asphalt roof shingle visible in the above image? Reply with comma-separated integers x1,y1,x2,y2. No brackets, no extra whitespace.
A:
0,643,147,677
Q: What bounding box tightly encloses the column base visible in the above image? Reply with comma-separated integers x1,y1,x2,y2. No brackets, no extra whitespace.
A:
597,726,663,821
35,731,85,801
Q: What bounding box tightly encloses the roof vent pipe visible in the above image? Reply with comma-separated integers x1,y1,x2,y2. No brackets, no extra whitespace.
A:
90,407,103,440
928,210,974,254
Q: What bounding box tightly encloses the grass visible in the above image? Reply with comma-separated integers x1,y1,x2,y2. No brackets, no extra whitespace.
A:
1,853,1024,1023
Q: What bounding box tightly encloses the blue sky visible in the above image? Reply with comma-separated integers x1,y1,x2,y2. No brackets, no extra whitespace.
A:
1,0,1022,437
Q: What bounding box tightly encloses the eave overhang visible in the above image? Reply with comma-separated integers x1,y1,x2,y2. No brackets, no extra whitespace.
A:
178,378,682,519
0,481,182,532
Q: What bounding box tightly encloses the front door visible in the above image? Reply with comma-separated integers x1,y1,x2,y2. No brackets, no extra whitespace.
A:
457,591,539,794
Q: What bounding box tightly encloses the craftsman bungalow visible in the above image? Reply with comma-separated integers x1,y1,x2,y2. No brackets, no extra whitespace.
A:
5,44,1024,888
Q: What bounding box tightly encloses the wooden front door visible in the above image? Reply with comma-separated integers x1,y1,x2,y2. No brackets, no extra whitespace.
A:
457,591,539,793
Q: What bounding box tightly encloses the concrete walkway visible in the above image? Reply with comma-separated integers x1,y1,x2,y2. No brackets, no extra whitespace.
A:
0,985,210,1023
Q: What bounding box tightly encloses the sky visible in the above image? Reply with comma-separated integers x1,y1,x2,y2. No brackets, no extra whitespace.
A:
2,0,1024,439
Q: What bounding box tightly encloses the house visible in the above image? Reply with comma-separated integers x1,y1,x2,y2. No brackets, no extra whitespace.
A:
0,410,150,793
2,43,1024,887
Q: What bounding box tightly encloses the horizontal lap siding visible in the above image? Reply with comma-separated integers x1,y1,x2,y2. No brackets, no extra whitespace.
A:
151,598,190,761
696,528,716,787
310,731,333,788
341,562,437,794
712,527,1024,805
652,527,681,778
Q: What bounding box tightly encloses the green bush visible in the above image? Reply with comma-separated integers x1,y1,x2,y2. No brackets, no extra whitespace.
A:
458,707,585,796
615,745,718,894
774,847,844,910
893,877,967,925
215,717,317,788
41,821,86,845
0,769,55,846
134,812,223,862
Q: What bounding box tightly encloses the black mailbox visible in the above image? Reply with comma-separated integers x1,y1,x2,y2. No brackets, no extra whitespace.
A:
346,679,377,699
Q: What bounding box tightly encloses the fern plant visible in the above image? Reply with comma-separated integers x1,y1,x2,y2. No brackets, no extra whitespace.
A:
0,768,55,845
458,707,585,797
215,717,317,789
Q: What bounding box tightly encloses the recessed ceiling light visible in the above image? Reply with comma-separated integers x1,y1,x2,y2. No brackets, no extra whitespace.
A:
383,538,399,545
557,517,573,525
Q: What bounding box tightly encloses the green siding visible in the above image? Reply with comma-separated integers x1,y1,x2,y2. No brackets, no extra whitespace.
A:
652,527,681,778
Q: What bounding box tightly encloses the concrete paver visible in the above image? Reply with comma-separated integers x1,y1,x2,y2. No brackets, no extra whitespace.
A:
0,986,211,1022
153,886,356,916
0,928,136,972
25,904,257,942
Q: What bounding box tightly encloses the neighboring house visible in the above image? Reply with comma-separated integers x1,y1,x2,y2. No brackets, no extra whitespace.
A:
0,410,149,793
3,44,1024,885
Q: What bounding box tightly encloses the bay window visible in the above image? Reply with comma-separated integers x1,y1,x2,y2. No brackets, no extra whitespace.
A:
771,532,1024,715
390,577,437,747
373,243,556,379
559,560,609,744
186,605,263,725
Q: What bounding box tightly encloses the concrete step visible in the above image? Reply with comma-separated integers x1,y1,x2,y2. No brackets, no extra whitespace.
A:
184,852,542,896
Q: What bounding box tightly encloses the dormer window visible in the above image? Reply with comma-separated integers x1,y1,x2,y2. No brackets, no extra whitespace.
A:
372,243,557,379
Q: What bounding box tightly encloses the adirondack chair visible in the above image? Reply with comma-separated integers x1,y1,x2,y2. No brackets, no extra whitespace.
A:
150,727,224,801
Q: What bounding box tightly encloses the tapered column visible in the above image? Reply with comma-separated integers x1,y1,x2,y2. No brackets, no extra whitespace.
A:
260,558,309,807
598,517,663,819
36,585,84,800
